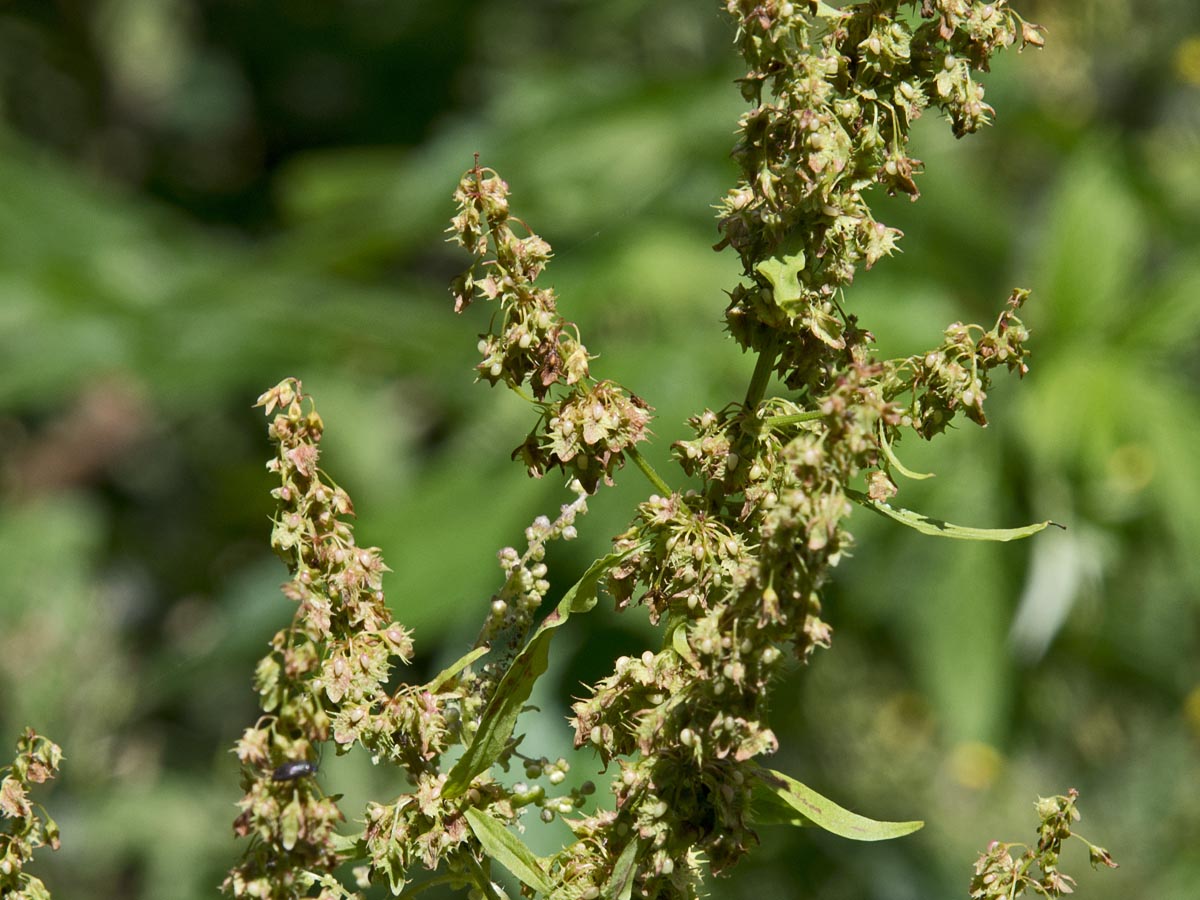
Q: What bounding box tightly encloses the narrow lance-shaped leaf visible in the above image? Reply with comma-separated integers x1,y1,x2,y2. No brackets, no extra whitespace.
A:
464,852,506,900
601,837,641,900
464,807,554,895
750,767,924,841
442,543,648,799
424,646,490,694
846,488,1060,542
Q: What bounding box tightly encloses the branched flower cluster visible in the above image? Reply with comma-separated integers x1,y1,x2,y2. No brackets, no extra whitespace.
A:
226,379,416,899
0,729,63,900
970,789,1118,899
473,479,588,691
718,0,1043,389
449,162,652,493
881,288,1032,438
227,381,603,900
224,5,1117,900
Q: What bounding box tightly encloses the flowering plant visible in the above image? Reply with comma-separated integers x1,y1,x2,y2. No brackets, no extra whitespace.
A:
219,4,1116,900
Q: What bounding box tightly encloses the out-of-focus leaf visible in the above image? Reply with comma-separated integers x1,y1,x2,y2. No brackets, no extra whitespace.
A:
1125,256,1200,352
750,767,924,840
1036,150,1144,338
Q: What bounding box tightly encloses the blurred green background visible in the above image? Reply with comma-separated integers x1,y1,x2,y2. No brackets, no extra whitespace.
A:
1,1,1198,898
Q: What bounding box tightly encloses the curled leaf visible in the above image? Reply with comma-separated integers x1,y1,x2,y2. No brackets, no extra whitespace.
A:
755,252,807,309
879,424,934,480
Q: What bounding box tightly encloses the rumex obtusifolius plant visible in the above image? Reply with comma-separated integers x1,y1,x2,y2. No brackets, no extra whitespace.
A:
0,728,63,900
970,789,1117,899
224,3,1116,900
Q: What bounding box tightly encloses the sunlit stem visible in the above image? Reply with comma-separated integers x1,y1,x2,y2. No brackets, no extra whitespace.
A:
743,336,779,414
627,445,673,496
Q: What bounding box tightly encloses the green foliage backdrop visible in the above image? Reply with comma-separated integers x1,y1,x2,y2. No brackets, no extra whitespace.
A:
1,1,1198,897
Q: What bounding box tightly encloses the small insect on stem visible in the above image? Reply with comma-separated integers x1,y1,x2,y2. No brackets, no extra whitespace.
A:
271,760,318,782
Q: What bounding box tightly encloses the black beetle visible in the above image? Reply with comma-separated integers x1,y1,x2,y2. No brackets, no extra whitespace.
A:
271,760,318,782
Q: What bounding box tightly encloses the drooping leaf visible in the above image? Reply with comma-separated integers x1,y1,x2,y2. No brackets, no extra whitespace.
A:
442,543,647,798
464,807,554,895
750,767,923,841
879,425,934,480
846,489,1058,541
601,837,641,900
424,646,490,694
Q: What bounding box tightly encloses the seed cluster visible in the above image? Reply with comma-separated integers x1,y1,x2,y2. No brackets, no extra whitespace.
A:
0,729,63,900
880,288,1032,439
228,381,602,899
718,0,1043,390
226,380,418,898
970,789,1117,899
449,163,652,493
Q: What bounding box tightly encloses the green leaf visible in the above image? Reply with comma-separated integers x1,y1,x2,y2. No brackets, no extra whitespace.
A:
879,425,934,480
755,251,806,309
601,837,640,900
846,489,1059,542
442,544,647,799
382,850,408,896
22,874,51,900
750,767,923,841
667,615,700,670
329,831,364,854
807,304,846,349
424,645,489,694
756,251,846,347
464,807,554,895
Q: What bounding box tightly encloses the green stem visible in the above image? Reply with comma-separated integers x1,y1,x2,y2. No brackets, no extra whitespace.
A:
510,384,536,404
743,337,779,413
627,445,673,496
